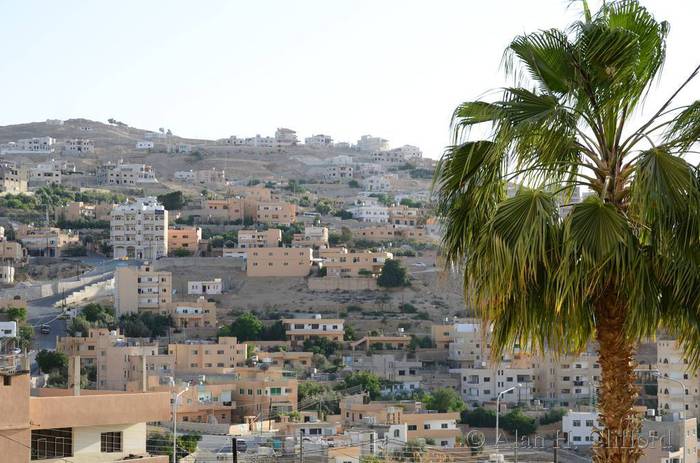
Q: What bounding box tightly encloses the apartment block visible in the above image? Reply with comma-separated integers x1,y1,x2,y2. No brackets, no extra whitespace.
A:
57,328,174,391
232,367,298,418
0,370,170,463
174,168,225,184
158,297,218,330
16,226,80,257
255,349,315,373
324,165,354,182
340,396,461,448
0,161,27,194
149,381,237,424
352,225,431,243
0,136,55,154
56,201,112,222
319,247,393,277
256,201,297,226
305,134,333,146
348,201,389,223
246,247,312,277
0,241,26,264
238,228,282,248
98,161,157,185
110,197,168,260
29,160,62,185
349,335,412,352
114,264,172,316
187,278,222,295
345,353,422,394
356,135,389,152
63,138,95,155
657,338,700,419
282,315,344,347
167,226,201,255
201,197,245,222
168,337,247,374
388,205,422,226
292,226,328,248
275,127,298,145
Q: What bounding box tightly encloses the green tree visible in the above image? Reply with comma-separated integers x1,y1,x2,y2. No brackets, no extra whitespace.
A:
461,408,497,428
344,324,357,341
5,306,27,322
377,259,409,288
424,387,465,413
261,320,286,340
67,316,92,337
433,2,700,460
342,371,382,400
81,303,114,324
348,180,360,188
156,191,185,210
225,312,263,341
502,409,538,436
298,381,330,403
315,200,334,215
302,336,341,357
36,350,68,374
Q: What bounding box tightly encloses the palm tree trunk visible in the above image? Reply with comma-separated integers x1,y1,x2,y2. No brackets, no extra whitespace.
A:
593,299,643,463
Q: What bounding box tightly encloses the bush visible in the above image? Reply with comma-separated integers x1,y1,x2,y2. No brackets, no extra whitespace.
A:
341,371,382,399
461,408,497,427
157,191,185,210
423,388,466,413
348,180,360,188
539,408,566,425
502,409,537,435
303,336,341,357
173,248,193,257
4,306,27,322
399,303,417,314
36,350,68,374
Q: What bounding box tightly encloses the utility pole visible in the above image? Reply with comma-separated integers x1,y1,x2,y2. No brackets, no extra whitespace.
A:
553,437,559,463
299,429,304,463
514,429,518,463
231,437,238,463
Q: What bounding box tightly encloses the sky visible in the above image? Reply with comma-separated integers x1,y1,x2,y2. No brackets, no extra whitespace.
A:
0,0,698,158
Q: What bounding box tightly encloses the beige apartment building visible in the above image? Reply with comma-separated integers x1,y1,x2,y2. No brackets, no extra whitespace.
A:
0,240,26,264
57,329,174,391
114,264,172,316
201,197,245,222
232,367,298,418
56,201,112,222
167,226,201,254
445,319,599,407
157,297,218,331
431,324,455,350
388,205,422,226
149,380,238,424
110,197,168,261
16,226,80,257
350,335,412,352
256,201,296,226
98,161,158,185
282,315,344,347
319,247,393,277
340,395,461,448
292,226,328,248
246,247,313,277
168,337,247,374
352,225,432,243
0,161,27,194
0,370,170,463
657,338,700,418
254,349,315,373
238,228,282,248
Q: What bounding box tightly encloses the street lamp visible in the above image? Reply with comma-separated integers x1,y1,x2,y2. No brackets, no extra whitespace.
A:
495,385,521,448
651,372,687,416
172,384,190,463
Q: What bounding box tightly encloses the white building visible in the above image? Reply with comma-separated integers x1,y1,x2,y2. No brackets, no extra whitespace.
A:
98,160,158,185
372,147,422,165
1,137,55,154
362,174,396,192
0,161,26,194
348,201,389,223
398,144,422,160
562,411,599,446
110,197,168,260
135,140,154,150
29,159,74,186
657,339,700,418
187,278,223,295
327,155,354,166
0,265,14,284
305,134,334,146
63,138,95,155
275,128,298,146
356,135,389,152
0,320,17,338
324,165,354,182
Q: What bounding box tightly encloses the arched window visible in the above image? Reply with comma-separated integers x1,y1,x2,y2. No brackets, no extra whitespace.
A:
394,429,400,438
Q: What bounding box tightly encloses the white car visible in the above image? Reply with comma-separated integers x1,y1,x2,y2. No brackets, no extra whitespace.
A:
413,262,426,267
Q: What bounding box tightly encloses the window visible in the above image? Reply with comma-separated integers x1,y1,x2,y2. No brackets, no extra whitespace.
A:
408,425,417,431
573,420,581,427
100,432,122,453
31,428,73,460
270,387,282,396
394,429,400,438
585,420,595,427
424,424,431,430
441,423,448,429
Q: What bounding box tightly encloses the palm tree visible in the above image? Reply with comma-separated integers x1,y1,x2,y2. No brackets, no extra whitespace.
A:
434,1,700,461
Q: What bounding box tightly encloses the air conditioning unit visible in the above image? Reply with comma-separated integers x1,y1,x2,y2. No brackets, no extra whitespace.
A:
646,409,656,417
